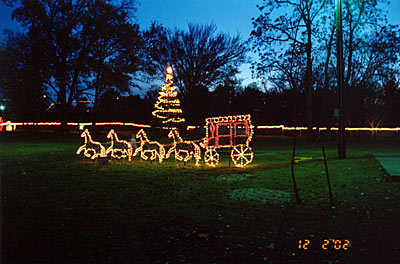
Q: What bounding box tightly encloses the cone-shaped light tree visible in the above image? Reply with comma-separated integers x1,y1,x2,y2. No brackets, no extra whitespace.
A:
152,66,185,128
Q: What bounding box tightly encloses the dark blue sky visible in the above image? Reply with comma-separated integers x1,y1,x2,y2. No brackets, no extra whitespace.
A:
136,0,260,85
1,0,399,86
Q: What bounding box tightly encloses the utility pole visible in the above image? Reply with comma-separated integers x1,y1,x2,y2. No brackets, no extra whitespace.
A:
336,0,346,159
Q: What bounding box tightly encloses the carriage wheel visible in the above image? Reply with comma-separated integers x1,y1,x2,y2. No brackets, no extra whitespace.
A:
204,148,219,167
231,144,254,168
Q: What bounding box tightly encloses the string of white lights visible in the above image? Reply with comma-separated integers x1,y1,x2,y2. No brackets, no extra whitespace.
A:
2,121,400,132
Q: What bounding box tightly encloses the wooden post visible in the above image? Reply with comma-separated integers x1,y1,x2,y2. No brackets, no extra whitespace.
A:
322,145,334,207
291,135,301,204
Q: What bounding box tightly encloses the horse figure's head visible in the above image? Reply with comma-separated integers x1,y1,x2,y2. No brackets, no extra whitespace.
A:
107,129,115,139
81,129,89,138
168,128,177,139
136,129,147,140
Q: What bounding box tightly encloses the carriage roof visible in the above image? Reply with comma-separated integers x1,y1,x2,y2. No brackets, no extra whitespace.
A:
205,114,251,126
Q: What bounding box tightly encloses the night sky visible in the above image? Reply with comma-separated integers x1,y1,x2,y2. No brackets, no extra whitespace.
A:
1,0,399,86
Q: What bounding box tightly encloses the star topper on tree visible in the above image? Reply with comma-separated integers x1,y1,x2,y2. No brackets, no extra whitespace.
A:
152,66,185,129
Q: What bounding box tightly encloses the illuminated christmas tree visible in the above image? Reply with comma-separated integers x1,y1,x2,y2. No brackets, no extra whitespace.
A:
152,66,185,128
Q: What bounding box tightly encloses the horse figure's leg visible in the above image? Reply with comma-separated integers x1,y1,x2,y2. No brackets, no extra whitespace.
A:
133,143,142,157
127,144,133,161
166,145,175,159
193,144,201,166
76,145,86,155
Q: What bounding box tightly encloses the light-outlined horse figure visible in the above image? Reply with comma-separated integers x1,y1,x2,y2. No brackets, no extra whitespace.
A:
166,128,201,166
133,129,165,163
76,129,106,159
106,129,133,161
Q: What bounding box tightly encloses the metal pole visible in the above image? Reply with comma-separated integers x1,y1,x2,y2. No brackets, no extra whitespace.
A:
336,0,346,159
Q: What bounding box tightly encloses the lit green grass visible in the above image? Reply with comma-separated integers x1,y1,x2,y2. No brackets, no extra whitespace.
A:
1,133,399,263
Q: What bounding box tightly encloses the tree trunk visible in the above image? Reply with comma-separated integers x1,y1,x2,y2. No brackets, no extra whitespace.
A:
305,26,313,139
58,78,68,134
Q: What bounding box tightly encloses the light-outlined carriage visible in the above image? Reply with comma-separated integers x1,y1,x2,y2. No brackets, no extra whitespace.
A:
76,114,255,168
203,114,254,167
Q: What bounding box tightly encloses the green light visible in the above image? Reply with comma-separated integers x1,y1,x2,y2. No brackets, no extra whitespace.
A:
0,105,5,111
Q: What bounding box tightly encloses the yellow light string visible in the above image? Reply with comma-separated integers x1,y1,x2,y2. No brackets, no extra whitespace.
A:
5,121,15,131
133,129,166,163
106,129,134,161
256,126,400,132
76,129,107,159
166,128,201,166
204,114,254,168
74,121,400,166
2,120,400,133
94,122,151,128
152,67,185,126
0,119,17,131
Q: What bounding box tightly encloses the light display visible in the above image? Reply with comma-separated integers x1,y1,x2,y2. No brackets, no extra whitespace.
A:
203,114,254,168
1,120,399,134
204,148,219,167
166,128,201,166
106,129,134,161
75,115,255,167
5,121,15,131
152,66,185,127
76,129,107,159
133,129,166,163
231,144,254,168
94,122,151,128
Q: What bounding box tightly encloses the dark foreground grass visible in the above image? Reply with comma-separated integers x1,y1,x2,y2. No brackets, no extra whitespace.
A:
1,132,400,263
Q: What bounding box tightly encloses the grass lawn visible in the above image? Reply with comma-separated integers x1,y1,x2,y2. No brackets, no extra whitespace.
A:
1,132,400,263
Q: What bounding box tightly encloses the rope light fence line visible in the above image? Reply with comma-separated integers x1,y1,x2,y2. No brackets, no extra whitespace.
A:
257,125,400,132
1,121,400,134
0,122,151,131
257,125,400,137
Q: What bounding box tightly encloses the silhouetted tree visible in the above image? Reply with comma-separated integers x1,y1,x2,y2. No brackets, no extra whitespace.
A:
251,0,328,133
3,0,142,128
212,80,238,116
97,89,122,121
144,23,247,97
251,0,400,128
382,76,400,126
0,31,48,120
85,1,144,112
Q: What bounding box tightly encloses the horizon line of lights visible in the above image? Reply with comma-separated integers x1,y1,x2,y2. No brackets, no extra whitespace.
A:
256,125,400,132
1,122,400,132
